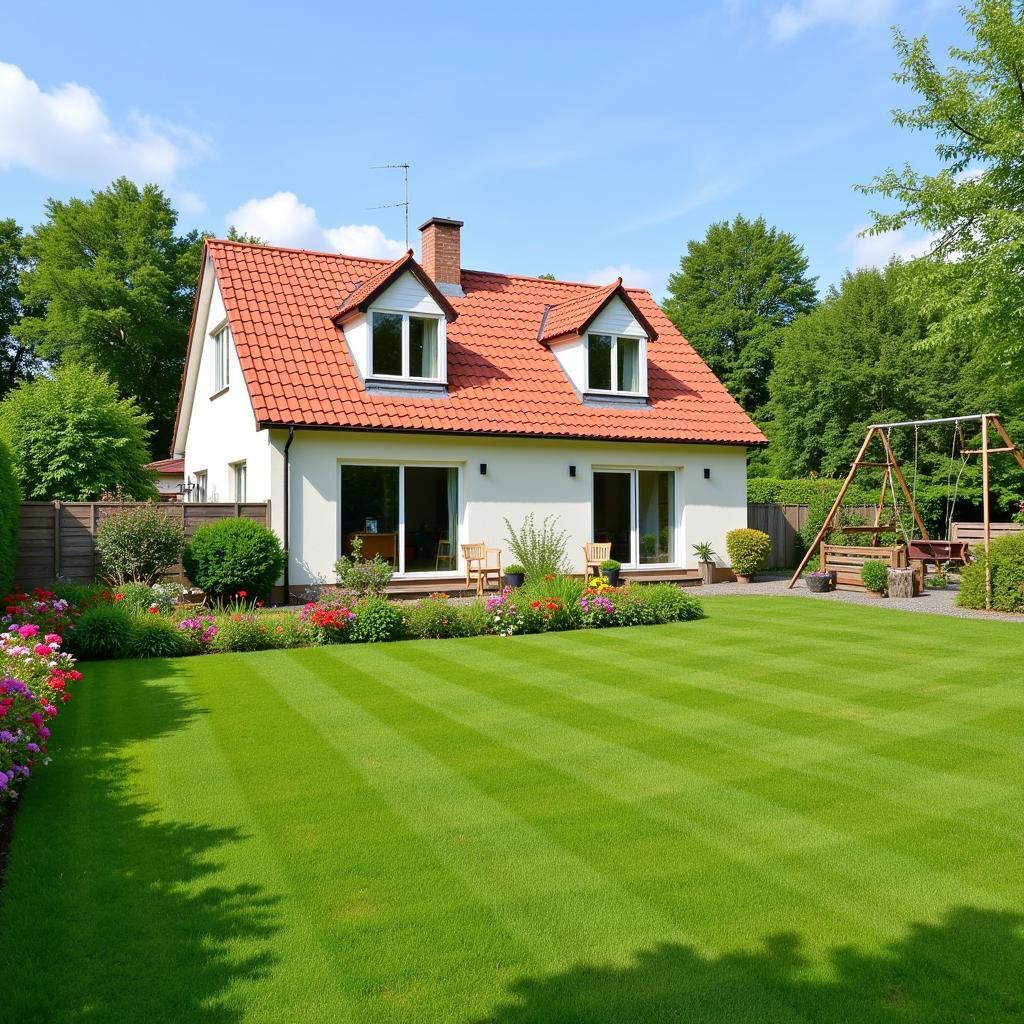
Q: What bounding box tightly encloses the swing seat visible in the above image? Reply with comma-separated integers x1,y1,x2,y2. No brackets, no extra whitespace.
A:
907,539,970,565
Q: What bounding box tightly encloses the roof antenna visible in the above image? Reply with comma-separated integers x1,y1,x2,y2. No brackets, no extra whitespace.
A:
368,163,410,249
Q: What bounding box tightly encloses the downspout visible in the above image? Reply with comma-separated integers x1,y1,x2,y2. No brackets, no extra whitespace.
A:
282,426,295,604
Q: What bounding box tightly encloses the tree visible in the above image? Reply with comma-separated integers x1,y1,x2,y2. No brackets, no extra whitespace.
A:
224,225,268,244
860,0,1024,376
0,218,42,400
15,178,204,455
0,364,156,501
663,215,817,415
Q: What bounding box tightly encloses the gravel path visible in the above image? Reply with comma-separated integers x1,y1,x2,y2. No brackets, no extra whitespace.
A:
697,573,1024,623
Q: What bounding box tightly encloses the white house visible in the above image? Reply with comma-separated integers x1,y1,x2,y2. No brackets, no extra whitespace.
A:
171,217,765,598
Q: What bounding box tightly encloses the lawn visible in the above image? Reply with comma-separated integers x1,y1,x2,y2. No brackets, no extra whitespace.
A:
1,597,1022,1023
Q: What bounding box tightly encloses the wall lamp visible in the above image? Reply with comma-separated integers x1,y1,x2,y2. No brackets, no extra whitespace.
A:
480,463,487,475
703,467,711,479
569,465,577,478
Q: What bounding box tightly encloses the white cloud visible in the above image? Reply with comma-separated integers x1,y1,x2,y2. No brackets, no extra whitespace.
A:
0,61,207,183
225,192,405,258
768,0,897,42
584,263,670,301
840,224,937,270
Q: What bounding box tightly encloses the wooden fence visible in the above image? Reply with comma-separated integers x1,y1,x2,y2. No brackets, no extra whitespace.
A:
15,501,271,591
747,503,879,569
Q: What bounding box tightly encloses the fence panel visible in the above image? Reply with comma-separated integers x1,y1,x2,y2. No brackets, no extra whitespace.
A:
14,501,271,591
747,502,880,569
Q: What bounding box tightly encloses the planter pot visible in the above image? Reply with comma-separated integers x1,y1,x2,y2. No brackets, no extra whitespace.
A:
865,589,886,599
735,574,753,585
698,560,715,585
601,568,621,587
806,574,831,594
503,572,525,589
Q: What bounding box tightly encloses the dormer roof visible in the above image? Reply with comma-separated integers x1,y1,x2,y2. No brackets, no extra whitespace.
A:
538,277,659,345
332,249,459,324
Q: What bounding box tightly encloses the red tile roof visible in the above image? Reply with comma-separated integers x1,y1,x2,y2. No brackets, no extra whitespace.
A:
146,457,184,474
189,240,766,447
538,277,658,344
333,249,458,323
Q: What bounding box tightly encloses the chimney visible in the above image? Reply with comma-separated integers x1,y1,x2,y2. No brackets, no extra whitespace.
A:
419,217,464,296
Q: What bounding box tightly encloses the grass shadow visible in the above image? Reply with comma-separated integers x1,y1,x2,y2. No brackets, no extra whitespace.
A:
0,658,281,1024
476,906,1024,1024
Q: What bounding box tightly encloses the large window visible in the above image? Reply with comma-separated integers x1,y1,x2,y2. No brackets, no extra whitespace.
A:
232,461,247,501
593,469,676,566
340,463,459,574
587,333,641,394
371,311,441,380
211,324,231,393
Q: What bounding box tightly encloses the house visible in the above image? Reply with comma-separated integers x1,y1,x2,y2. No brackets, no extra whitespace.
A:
172,217,766,598
144,457,185,501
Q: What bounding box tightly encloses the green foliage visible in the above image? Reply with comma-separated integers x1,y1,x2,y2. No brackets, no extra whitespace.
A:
632,583,705,623
859,1,1024,380
957,533,1024,612
334,535,394,597
15,178,205,454
182,518,285,601
95,504,185,586
0,435,19,594
600,559,621,570
0,364,156,501
504,513,570,580
349,596,405,643
70,604,134,660
725,528,772,577
692,542,716,562
860,560,890,593
504,564,525,576
210,615,278,653
404,596,475,640
126,616,186,659
521,573,585,613
1,217,41,400
663,214,817,414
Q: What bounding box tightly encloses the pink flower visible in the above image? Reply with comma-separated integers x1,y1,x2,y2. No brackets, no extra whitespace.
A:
33,644,51,657
43,704,57,717
44,633,61,645
18,624,39,638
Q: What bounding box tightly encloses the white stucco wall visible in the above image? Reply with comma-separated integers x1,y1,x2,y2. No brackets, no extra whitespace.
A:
274,429,747,586
180,278,272,502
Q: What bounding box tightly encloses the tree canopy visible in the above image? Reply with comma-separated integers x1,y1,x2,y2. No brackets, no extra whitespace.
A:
860,0,1024,376
0,363,156,501
15,178,203,456
662,214,817,415
0,218,42,400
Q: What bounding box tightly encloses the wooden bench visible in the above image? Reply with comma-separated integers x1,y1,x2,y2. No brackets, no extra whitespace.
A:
820,543,909,592
950,522,1023,550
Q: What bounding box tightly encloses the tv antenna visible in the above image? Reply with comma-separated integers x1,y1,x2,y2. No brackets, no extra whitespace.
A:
368,163,410,248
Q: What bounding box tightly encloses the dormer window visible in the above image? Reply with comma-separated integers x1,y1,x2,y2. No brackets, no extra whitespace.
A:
587,333,643,394
371,311,442,380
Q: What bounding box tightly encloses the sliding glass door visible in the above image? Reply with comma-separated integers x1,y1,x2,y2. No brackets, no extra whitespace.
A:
340,463,459,574
593,469,677,567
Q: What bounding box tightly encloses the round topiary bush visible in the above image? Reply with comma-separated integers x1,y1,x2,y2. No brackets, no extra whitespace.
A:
957,533,1024,613
70,605,135,660
183,518,285,602
725,528,772,580
860,559,889,594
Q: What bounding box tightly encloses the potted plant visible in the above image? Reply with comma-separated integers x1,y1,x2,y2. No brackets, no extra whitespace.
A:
692,541,717,585
806,569,833,594
600,558,621,587
860,559,888,598
725,528,771,584
503,564,526,588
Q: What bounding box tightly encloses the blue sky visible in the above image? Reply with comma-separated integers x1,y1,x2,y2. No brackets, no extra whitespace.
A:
2,0,965,300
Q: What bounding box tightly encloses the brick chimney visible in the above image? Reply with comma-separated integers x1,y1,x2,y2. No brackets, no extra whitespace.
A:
419,217,464,296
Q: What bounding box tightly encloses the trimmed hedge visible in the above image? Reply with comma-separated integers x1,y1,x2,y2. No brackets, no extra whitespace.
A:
183,518,285,601
0,436,19,595
747,477,875,506
726,528,772,578
957,533,1024,613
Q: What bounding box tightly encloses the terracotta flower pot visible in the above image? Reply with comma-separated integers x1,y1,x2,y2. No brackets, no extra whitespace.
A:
736,574,752,584
865,589,885,599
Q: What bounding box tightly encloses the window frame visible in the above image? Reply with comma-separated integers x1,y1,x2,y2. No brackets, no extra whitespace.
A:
369,308,446,382
192,471,208,502
210,322,231,396
232,461,247,502
591,466,680,568
585,332,646,396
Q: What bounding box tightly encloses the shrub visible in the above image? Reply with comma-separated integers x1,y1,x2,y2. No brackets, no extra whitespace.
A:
349,596,404,643
504,513,570,580
957,533,1024,613
183,518,285,602
70,605,134,660
860,560,889,593
404,594,472,639
126,616,187,659
0,436,20,596
210,614,278,653
600,559,621,570
610,586,659,626
725,528,772,578
300,598,357,644
639,583,705,623
177,614,218,654
458,600,492,637
504,564,525,576
95,504,184,585
334,535,394,598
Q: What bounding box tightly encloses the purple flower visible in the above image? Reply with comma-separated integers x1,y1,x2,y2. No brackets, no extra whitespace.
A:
25,742,40,753
0,730,15,743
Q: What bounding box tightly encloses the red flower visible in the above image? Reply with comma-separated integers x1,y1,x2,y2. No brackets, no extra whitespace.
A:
531,601,541,610
238,590,248,598
114,593,125,602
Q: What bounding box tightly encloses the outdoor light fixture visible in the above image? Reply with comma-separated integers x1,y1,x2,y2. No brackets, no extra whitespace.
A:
480,463,487,475
704,467,711,479
569,465,577,477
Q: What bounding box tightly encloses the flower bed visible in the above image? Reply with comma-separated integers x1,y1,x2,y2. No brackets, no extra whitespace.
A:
1,589,82,807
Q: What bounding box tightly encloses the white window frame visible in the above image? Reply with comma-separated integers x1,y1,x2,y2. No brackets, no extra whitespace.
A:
232,461,247,502
192,471,208,502
210,322,231,395
338,460,463,577
591,466,680,568
369,309,446,382
585,333,647,396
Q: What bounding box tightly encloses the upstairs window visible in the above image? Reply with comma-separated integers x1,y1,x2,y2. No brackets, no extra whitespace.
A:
588,333,642,394
211,324,231,393
371,311,441,380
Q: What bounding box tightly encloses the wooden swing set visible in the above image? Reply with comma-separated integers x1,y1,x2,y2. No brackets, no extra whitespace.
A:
788,413,1024,609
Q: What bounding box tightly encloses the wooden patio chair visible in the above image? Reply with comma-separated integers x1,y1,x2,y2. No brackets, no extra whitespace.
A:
461,542,502,596
435,537,456,571
583,542,612,579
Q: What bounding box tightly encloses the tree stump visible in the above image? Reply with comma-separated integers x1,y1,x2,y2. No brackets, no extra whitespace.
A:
887,567,915,599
